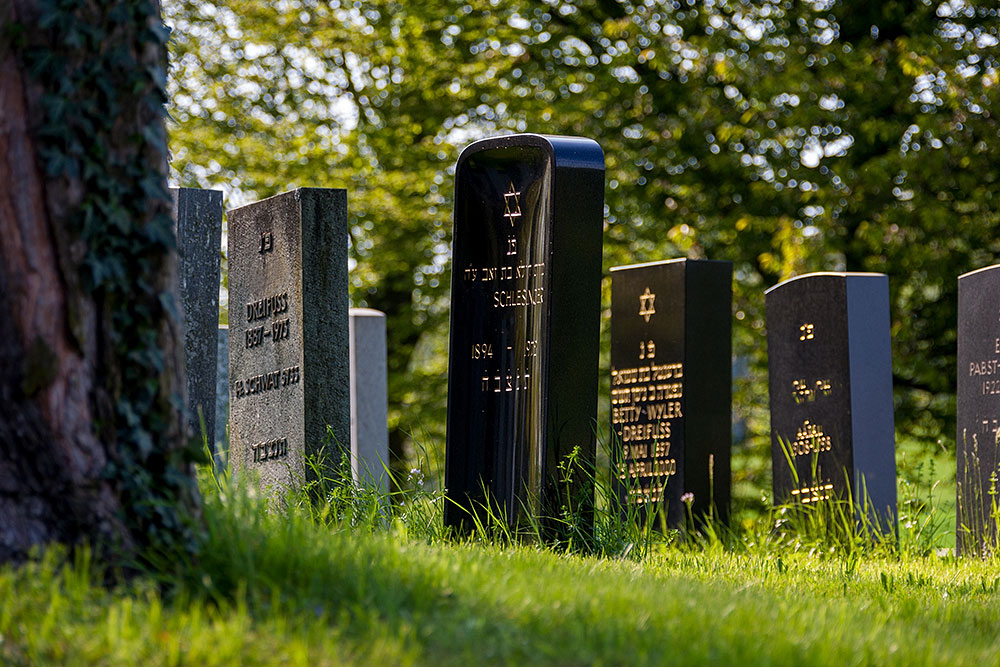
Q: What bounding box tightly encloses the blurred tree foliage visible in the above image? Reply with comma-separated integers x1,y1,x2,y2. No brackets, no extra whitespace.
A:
165,0,1000,515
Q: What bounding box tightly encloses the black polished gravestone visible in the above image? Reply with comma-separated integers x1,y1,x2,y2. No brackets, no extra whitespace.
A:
227,189,350,494
171,187,223,454
956,265,1000,555
766,272,896,531
609,259,732,527
444,134,605,532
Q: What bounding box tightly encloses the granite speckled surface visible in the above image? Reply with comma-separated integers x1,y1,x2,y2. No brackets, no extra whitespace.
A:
227,188,349,495
172,187,223,455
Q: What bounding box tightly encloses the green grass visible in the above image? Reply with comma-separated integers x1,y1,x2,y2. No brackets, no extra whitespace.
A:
3,460,1000,665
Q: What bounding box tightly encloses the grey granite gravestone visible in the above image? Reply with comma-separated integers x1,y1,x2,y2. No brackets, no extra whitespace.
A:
171,187,223,454
227,188,350,494
766,272,896,532
215,325,229,463
444,134,605,534
349,308,389,492
956,265,1000,555
610,259,732,527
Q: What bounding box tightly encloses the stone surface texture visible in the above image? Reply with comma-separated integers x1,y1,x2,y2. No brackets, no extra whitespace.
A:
610,258,732,527
215,325,228,460
349,308,389,492
444,134,605,532
956,264,1000,555
227,188,349,494
766,272,896,531
171,187,223,453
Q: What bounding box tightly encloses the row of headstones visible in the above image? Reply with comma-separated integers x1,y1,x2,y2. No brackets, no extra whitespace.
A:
441,136,896,534
441,134,996,554
171,188,389,493
174,134,996,554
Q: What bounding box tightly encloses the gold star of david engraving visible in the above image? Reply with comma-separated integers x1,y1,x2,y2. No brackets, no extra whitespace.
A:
503,182,522,226
638,287,656,323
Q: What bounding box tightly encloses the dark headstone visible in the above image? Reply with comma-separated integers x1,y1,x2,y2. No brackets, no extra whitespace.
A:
171,187,223,453
444,134,605,532
227,189,350,494
956,265,1000,555
610,259,732,527
766,272,896,531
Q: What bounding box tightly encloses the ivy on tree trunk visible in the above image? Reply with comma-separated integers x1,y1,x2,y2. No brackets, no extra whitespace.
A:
0,0,201,564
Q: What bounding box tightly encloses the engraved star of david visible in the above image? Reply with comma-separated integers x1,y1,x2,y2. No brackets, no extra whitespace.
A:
502,182,522,226
638,287,656,323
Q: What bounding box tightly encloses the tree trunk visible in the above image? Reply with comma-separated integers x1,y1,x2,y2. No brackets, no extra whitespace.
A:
0,0,197,563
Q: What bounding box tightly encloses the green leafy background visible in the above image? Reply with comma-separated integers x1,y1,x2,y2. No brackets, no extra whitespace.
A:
164,0,1000,519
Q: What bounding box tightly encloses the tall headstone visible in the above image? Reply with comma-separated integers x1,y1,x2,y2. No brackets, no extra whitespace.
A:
610,259,732,527
766,272,896,531
171,187,223,453
349,308,389,492
956,265,1000,555
227,188,350,493
444,134,605,532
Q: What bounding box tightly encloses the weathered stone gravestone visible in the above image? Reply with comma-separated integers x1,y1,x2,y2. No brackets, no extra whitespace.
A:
349,308,389,492
956,265,1000,555
444,134,605,532
766,272,896,531
171,187,223,453
610,259,732,527
227,189,350,494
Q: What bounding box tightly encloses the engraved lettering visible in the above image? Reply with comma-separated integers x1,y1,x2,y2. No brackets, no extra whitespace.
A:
251,436,289,463
259,231,274,254
246,292,290,323
235,365,301,400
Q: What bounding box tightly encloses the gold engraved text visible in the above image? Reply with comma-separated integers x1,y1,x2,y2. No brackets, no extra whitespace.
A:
791,420,832,455
791,481,834,504
493,286,545,309
481,371,531,393
792,378,832,403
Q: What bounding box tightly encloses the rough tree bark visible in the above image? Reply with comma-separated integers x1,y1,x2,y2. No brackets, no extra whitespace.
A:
0,0,196,563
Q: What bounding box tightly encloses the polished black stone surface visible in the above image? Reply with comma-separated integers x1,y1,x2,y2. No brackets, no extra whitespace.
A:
444,134,604,532
766,273,896,530
956,265,1000,555
610,259,732,527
